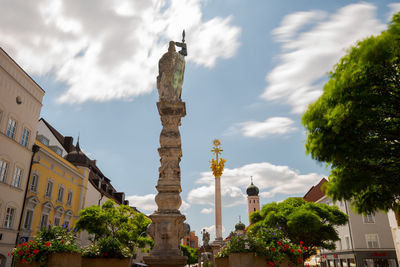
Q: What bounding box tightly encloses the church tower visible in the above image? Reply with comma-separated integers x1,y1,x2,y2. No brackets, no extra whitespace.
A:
246,177,260,222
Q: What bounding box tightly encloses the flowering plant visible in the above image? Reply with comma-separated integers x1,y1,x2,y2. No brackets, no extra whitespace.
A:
252,228,305,266
12,226,78,266
216,228,305,266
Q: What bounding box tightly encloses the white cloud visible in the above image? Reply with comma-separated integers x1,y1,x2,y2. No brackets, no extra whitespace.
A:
228,117,296,138
187,162,324,207
201,225,226,236
127,193,190,214
272,11,327,42
388,3,400,20
201,208,213,214
0,0,240,103
126,194,157,213
262,3,387,114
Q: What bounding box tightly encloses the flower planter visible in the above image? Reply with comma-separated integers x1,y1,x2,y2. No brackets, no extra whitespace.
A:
81,257,132,267
15,252,81,267
215,257,229,267
229,253,257,267
227,253,302,267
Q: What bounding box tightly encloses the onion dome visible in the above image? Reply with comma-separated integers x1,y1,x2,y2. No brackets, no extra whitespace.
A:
246,182,259,196
64,139,90,166
235,220,246,231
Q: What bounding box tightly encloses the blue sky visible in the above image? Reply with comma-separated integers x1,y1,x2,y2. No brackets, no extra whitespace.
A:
1,0,399,242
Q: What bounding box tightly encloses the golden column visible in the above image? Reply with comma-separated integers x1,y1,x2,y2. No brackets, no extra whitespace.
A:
210,139,226,245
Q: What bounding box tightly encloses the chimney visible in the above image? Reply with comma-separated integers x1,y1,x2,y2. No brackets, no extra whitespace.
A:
64,137,73,153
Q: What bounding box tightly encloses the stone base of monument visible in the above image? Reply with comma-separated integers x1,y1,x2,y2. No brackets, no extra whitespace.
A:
143,255,188,267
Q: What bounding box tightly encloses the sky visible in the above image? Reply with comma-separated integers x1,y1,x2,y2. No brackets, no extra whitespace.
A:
1,0,400,244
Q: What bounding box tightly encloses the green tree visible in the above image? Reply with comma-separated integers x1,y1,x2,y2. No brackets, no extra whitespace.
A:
76,200,152,257
249,198,348,258
302,13,400,213
180,244,198,265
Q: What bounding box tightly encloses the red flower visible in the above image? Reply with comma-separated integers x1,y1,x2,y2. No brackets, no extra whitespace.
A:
270,247,276,252
61,239,65,244
300,241,304,245
104,252,108,257
22,242,27,246
268,262,274,267
45,242,51,247
21,259,27,264
18,250,23,256
276,241,281,246
297,249,302,253
290,248,295,253
303,246,307,250
284,244,289,248
33,249,40,254
297,258,303,263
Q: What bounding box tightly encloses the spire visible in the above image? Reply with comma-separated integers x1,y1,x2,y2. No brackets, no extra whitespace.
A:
76,135,81,153
251,176,253,185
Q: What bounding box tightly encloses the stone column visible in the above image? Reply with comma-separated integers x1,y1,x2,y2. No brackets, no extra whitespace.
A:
144,41,188,267
215,177,223,242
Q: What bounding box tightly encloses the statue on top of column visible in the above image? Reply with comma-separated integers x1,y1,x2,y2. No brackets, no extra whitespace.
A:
157,30,187,103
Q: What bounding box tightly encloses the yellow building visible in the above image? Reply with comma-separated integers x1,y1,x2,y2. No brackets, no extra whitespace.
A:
19,119,89,240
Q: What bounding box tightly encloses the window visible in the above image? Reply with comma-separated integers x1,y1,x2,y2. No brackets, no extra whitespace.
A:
54,217,60,226
4,207,15,228
345,236,351,249
6,118,16,139
12,167,22,187
254,208,256,211
337,240,342,251
366,234,380,248
363,213,375,224
57,186,64,202
40,214,48,229
20,128,30,147
67,191,73,206
30,174,38,192
37,135,49,146
0,160,8,182
45,180,53,198
23,209,34,229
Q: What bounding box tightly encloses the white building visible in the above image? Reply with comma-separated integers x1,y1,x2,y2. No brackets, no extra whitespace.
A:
0,48,45,267
304,178,398,267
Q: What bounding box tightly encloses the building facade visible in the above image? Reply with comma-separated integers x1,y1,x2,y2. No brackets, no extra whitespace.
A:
182,231,199,249
304,178,398,267
19,118,90,241
35,119,129,247
0,48,45,267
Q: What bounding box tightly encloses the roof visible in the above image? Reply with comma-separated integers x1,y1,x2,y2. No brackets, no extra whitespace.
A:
0,47,45,93
303,178,328,202
39,118,126,205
